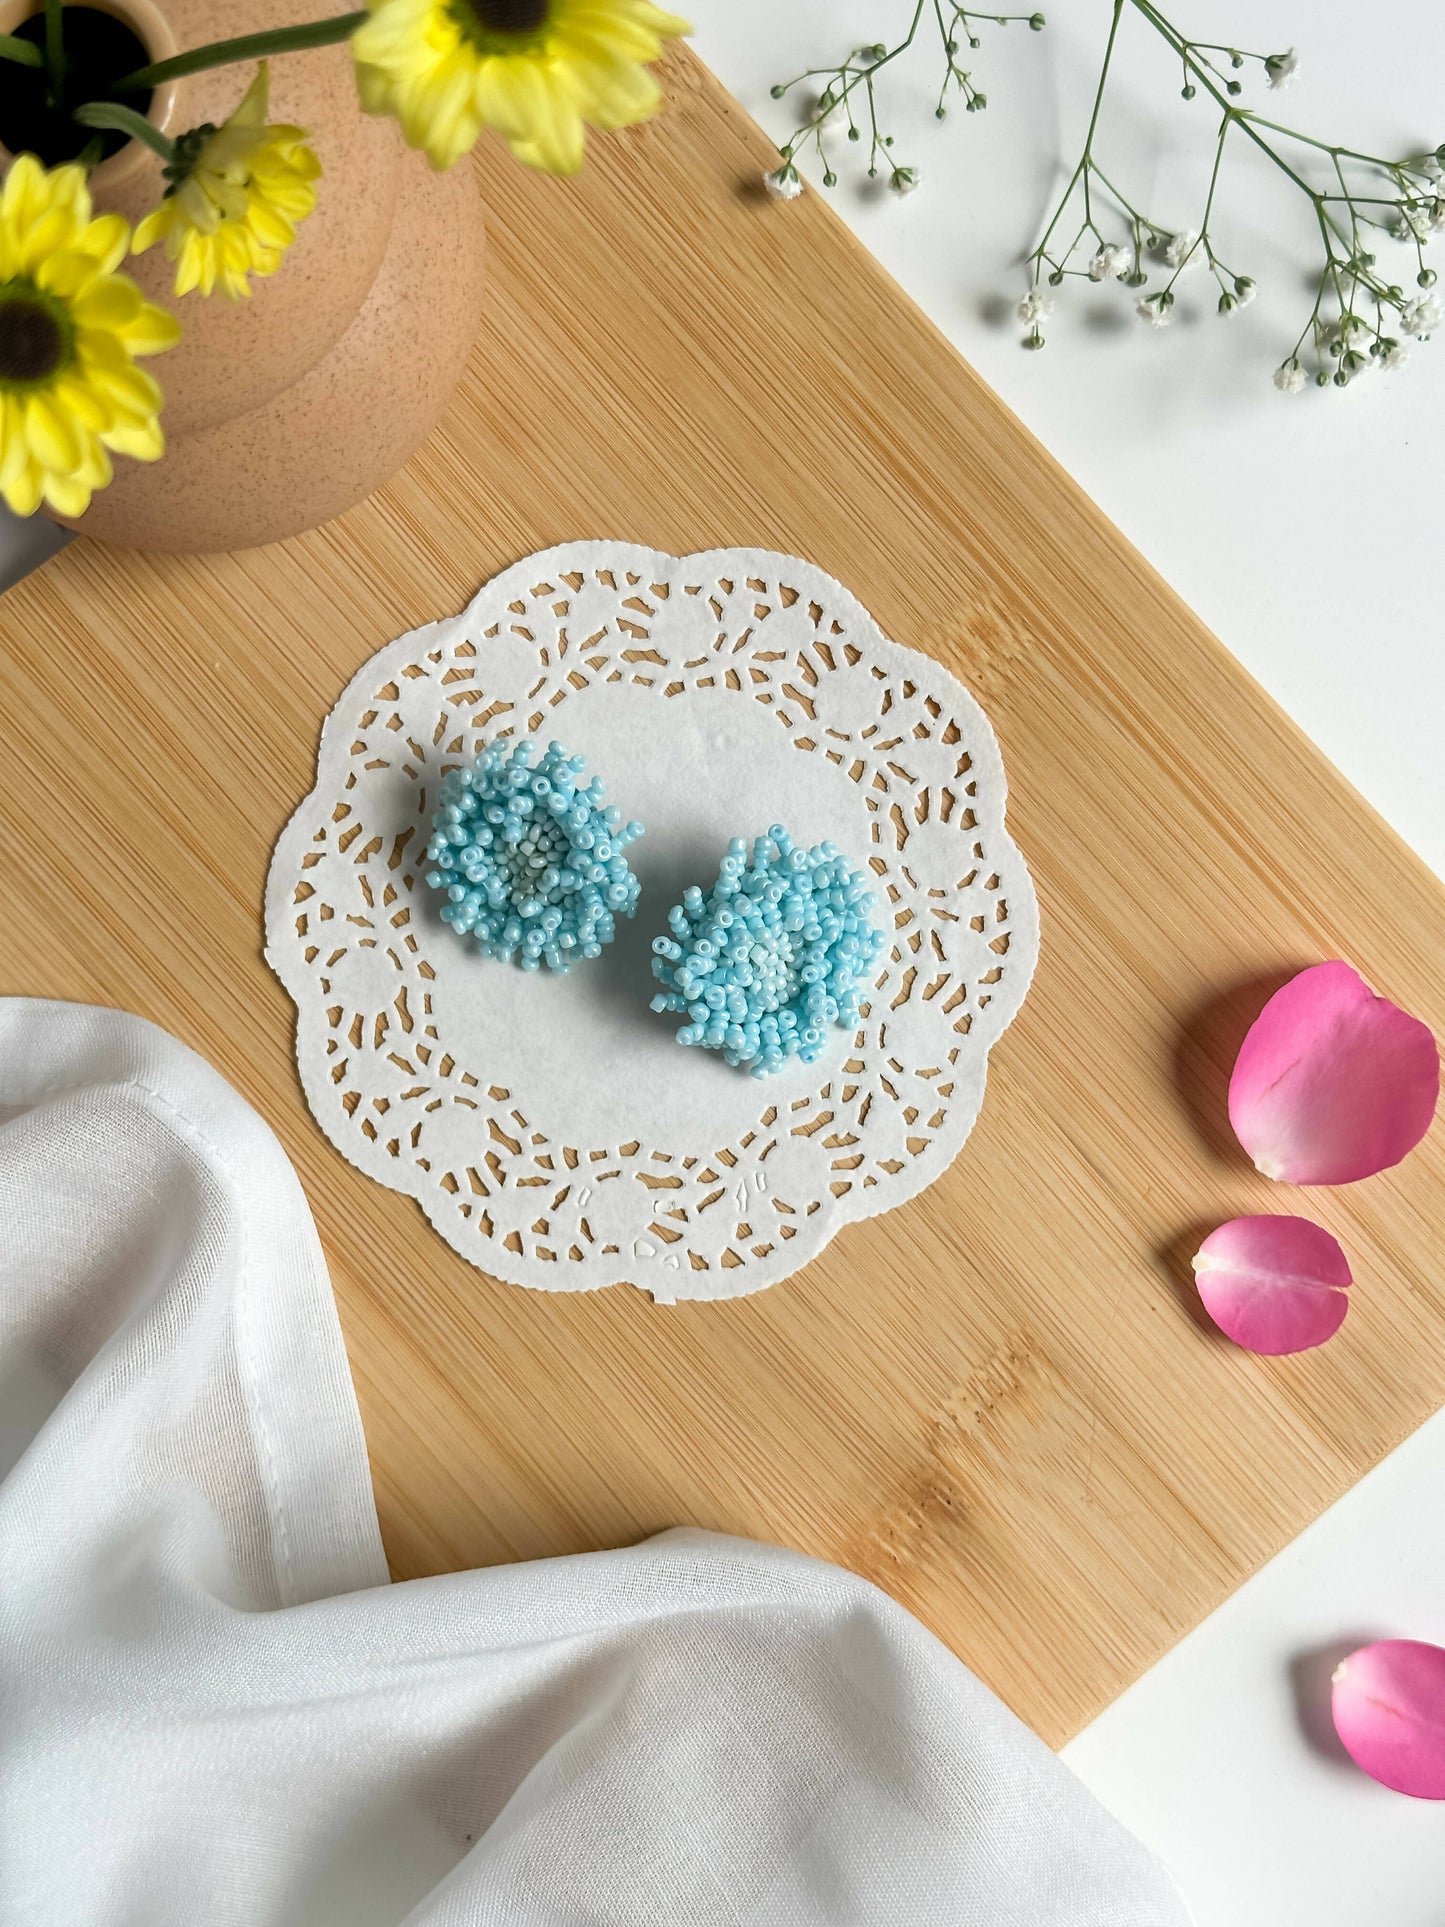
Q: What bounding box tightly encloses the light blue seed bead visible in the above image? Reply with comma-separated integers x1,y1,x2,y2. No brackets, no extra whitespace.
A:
650,827,882,1077
426,737,642,972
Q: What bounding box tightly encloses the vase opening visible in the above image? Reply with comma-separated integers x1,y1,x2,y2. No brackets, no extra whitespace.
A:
3,7,155,166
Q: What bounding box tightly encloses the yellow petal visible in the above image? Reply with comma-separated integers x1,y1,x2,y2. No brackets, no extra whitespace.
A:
584,0,690,35
562,12,671,62
570,58,661,131
43,468,95,518
262,177,316,222
102,416,165,462
3,459,45,517
0,393,30,490
352,58,396,116
71,276,143,332
173,236,208,298
119,300,182,355
245,200,294,249
51,374,114,433
1,155,46,226
82,355,162,420
17,206,82,274
231,62,271,128
177,176,226,235
24,390,82,475
78,213,131,275
34,247,103,299
352,0,435,63
132,205,171,255
75,441,113,490
46,164,94,220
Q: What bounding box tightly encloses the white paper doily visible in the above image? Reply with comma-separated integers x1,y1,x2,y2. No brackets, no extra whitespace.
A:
265,544,1039,1302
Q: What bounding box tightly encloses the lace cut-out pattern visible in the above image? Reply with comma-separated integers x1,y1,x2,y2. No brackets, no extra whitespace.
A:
265,544,1039,1301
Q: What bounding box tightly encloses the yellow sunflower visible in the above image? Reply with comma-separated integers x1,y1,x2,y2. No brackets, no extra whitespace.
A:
133,65,321,301
351,0,689,174
0,155,179,519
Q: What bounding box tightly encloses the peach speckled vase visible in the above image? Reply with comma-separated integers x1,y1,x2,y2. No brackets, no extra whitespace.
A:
0,0,487,552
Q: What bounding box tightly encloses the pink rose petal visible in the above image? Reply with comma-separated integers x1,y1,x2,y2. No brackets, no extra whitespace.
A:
1191,1215,1351,1354
1228,962,1439,1185
1332,1640,1445,1799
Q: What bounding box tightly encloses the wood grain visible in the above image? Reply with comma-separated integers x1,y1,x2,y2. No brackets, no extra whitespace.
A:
3,45,1444,1747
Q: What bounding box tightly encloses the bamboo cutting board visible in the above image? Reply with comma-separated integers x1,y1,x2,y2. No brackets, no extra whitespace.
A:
4,45,1445,1747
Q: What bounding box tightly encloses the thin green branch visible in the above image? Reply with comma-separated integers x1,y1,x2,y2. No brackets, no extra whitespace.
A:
775,0,1440,388
0,30,43,66
1030,1,1124,274
770,3,1042,187
72,100,176,159
115,12,366,90
42,0,64,96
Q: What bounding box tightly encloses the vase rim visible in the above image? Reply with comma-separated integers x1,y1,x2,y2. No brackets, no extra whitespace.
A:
0,0,181,192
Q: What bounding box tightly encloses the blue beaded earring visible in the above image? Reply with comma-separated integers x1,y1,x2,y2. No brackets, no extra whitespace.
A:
650,825,885,1076
424,739,644,972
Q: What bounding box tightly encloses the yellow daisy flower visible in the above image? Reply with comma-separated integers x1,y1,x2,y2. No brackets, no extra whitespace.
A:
0,154,180,519
352,0,690,175
133,65,321,301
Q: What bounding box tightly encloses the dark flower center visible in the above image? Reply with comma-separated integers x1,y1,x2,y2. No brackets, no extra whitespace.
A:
449,0,551,49
0,285,72,389
468,0,549,28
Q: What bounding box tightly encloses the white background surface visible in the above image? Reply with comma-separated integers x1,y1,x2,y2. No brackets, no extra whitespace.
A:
3,4,1444,1919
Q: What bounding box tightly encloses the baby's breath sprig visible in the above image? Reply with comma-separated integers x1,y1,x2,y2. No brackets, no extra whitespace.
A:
765,0,1443,394
763,6,1045,201
1022,0,1444,389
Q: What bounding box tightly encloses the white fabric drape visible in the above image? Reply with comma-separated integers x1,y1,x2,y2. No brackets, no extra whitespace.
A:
0,999,1191,1925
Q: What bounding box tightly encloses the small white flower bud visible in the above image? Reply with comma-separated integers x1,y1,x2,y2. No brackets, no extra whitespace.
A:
1087,242,1130,281
1265,48,1298,89
1400,292,1443,335
1163,230,1198,270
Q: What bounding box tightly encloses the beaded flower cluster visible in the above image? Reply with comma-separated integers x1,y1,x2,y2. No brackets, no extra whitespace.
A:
424,739,644,972
650,826,884,1076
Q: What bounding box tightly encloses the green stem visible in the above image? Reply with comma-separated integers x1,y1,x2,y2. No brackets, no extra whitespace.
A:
1243,116,1399,176
114,11,366,91
1127,0,1318,199
1162,111,1228,292
42,0,64,96
0,29,43,65
1031,0,1121,265
72,100,176,158
777,4,927,164
1078,0,1122,228
1199,113,1229,227
1182,40,1266,60
1088,162,1151,227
